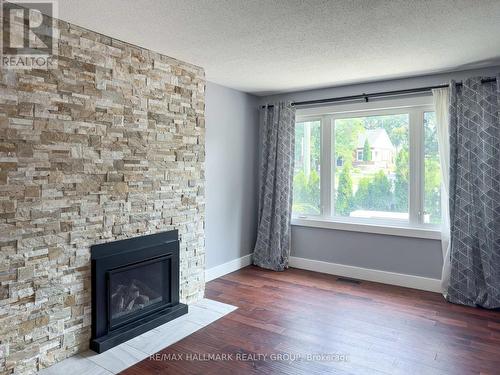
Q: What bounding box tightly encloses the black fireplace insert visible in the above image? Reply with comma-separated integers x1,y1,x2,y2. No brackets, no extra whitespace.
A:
90,230,188,353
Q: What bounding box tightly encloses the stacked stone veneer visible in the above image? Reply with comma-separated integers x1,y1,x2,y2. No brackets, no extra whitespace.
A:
0,16,206,375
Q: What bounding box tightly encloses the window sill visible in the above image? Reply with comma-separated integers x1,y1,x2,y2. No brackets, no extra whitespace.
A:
291,217,441,240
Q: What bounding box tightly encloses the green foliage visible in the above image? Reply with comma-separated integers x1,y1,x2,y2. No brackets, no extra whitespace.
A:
394,148,409,211
293,114,443,221
423,112,442,224
335,119,364,165
354,178,371,209
293,121,321,215
293,170,320,215
310,125,321,171
424,156,441,223
294,122,321,171
362,139,371,161
354,171,392,211
424,112,439,155
336,164,353,216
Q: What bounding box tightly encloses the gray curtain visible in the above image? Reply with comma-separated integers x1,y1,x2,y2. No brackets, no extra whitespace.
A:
447,76,500,308
253,102,296,271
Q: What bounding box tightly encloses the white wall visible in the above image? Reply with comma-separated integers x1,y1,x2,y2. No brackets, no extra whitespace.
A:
261,66,500,280
205,82,259,269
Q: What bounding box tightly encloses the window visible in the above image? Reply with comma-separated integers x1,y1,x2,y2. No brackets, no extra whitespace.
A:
293,120,321,215
292,99,441,234
423,112,442,224
356,150,363,161
335,114,409,220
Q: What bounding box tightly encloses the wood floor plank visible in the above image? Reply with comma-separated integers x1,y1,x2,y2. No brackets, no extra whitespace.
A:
122,266,500,375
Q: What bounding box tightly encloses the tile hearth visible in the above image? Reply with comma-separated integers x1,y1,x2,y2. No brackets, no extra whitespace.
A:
39,299,236,375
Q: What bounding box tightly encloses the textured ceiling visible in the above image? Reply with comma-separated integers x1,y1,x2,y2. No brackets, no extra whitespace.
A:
57,0,500,95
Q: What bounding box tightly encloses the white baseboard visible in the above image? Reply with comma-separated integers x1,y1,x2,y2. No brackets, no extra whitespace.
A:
289,256,442,293
203,253,442,293
205,253,253,282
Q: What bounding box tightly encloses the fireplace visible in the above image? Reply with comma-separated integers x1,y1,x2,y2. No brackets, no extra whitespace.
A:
90,230,188,353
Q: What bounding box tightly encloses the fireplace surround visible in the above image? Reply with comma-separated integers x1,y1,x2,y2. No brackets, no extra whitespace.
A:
90,230,188,353
0,4,205,371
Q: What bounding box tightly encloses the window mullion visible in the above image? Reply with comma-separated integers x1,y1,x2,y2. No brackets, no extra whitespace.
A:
330,116,336,217
320,116,332,217
409,110,424,225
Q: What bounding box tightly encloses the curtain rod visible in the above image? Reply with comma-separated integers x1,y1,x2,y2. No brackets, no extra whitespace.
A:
261,77,497,108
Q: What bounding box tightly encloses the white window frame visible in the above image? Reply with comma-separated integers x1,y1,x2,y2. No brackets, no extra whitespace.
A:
292,96,441,240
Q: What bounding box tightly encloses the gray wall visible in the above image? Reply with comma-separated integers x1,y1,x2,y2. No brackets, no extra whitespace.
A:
205,82,259,269
261,65,500,104
262,66,500,280
291,227,443,279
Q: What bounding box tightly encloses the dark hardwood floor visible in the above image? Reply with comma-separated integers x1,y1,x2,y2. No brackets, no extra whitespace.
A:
122,266,500,375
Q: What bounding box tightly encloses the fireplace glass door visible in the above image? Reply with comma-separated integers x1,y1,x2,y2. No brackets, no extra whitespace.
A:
107,255,171,330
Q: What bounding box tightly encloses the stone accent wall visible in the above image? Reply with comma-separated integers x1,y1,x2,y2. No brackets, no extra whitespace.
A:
0,17,206,374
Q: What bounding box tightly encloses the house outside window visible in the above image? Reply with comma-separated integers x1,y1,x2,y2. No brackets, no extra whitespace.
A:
353,129,394,169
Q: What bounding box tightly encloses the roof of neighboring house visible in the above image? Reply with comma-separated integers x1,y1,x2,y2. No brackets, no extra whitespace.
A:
357,129,394,150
